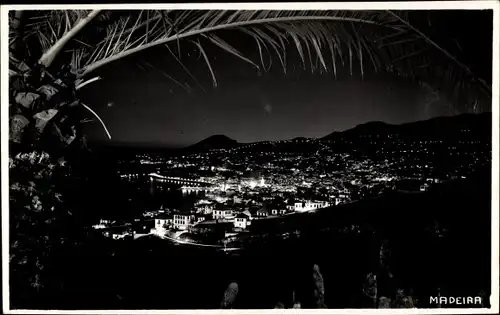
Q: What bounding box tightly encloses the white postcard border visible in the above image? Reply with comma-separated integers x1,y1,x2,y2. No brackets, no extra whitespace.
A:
1,2,499,314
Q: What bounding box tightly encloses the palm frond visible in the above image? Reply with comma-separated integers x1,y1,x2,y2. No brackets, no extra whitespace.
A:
165,44,207,91
17,9,491,109
75,76,101,90
193,40,218,87
22,10,91,53
140,59,192,92
203,33,260,69
77,10,405,76
34,10,102,68
80,103,112,139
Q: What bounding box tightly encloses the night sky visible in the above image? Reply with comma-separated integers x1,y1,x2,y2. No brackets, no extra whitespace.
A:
80,10,493,148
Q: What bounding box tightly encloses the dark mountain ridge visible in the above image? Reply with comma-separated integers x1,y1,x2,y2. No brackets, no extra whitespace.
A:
322,112,492,140
185,134,239,151
92,113,492,154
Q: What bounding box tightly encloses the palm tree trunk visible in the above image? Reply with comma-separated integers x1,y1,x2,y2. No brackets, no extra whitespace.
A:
7,9,121,309
11,9,111,142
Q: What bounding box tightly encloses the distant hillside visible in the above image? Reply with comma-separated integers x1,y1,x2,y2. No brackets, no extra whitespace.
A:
322,112,492,140
94,113,492,155
181,113,492,154
186,134,239,151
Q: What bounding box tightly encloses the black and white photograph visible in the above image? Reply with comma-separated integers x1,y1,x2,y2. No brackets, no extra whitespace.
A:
2,2,499,313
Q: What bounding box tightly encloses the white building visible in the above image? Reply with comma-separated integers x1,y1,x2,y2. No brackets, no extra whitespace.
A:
173,214,196,230
338,188,351,199
271,209,287,216
92,219,113,229
154,217,172,231
112,233,127,240
256,207,270,217
333,188,352,205
196,216,206,224
294,201,330,212
420,183,429,192
196,204,214,215
92,223,106,230
234,213,251,229
212,209,235,220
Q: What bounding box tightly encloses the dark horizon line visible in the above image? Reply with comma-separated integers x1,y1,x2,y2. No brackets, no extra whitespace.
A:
90,111,492,150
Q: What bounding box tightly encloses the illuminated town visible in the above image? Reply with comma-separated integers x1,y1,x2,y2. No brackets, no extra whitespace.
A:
94,115,491,246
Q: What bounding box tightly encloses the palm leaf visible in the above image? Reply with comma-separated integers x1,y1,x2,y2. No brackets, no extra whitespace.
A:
17,9,491,111
203,33,260,69
80,103,111,139
165,44,206,91
193,40,218,87
76,10,405,76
